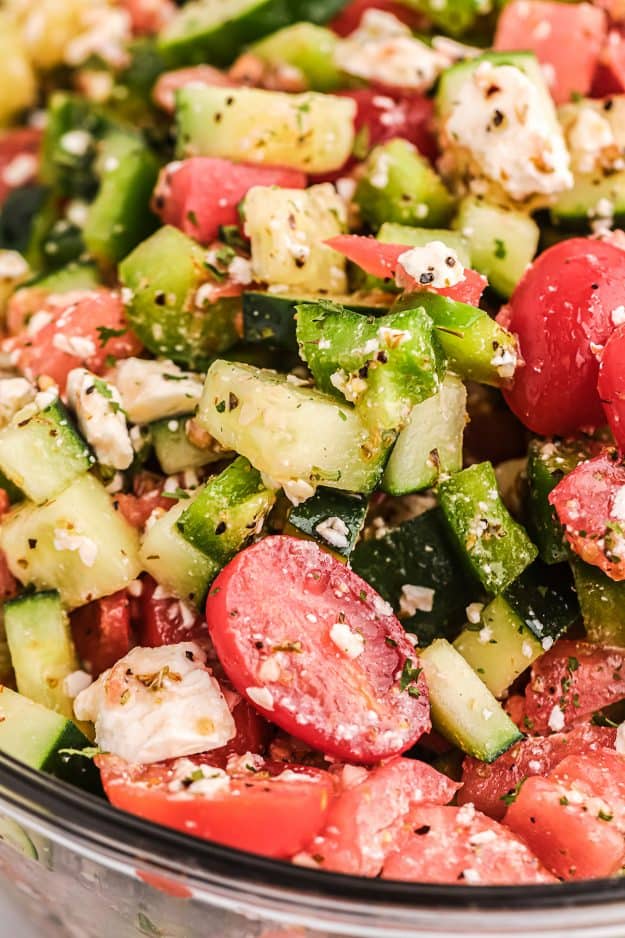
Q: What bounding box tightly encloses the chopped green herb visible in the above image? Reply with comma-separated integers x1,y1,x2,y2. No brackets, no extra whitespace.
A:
161,487,191,500
400,658,422,692
493,238,507,260
96,325,127,347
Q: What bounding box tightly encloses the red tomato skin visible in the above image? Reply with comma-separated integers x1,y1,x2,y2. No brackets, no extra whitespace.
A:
598,324,625,454
0,128,41,205
382,804,555,884
592,31,625,95
297,757,460,876
501,238,625,435
153,66,237,112
549,450,625,579
97,755,335,859
206,695,272,766
6,290,142,390
330,0,426,36
494,0,607,104
121,0,175,35
136,575,206,647
153,158,307,245
459,724,617,820
206,536,431,764
505,749,625,879
70,591,133,677
524,639,625,733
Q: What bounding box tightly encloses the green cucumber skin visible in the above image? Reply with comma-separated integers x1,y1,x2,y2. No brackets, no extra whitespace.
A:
572,559,625,647
502,562,579,644
287,487,368,558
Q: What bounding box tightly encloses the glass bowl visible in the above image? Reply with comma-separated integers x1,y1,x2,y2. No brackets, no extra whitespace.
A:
1,752,625,938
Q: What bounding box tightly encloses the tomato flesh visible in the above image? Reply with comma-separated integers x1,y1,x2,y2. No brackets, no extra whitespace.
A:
97,754,335,859
136,575,207,647
152,66,237,112
70,591,133,678
329,0,426,36
206,536,430,764
598,325,625,455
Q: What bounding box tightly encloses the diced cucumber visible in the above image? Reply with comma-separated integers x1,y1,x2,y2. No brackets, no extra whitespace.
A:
503,561,579,645
526,437,594,564
402,0,490,36
378,222,471,265
350,507,478,645
420,639,522,762
0,474,141,609
177,456,275,561
0,398,94,505
382,374,467,495
296,300,441,432
439,461,538,594
119,226,240,370
83,130,160,267
140,495,218,605
355,139,455,232
243,290,391,352
392,291,519,387
151,416,224,475
159,0,347,67
197,360,388,496
40,93,104,199
454,596,543,699
551,172,625,229
243,184,347,294
176,85,355,175
572,559,625,647
0,685,100,793
0,186,51,260
251,23,344,91
454,196,539,298
286,487,368,559
5,592,79,721
25,260,101,293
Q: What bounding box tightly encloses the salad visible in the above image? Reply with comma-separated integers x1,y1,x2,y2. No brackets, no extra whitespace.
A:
1,0,625,890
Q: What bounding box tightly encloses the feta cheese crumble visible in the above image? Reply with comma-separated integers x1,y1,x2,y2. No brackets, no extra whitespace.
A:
110,358,203,424
547,704,566,733
397,241,465,289
611,485,625,522
246,686,275,711
315,516,350,549
66,368,133,471
399,584,435,616
0,378,35,428
74,643,236,764
329,621,365,658
53,528,99,567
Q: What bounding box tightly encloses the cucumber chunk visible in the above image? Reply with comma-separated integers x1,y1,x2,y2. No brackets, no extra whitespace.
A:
355,139,455,232
0,685,100,793
503,562,579,645
197,360,387,496
151,416,224,475
296,300,441,432
251,22,344,91
119,226,240,370
454,196,539,298
0,474,141,608
5,591,79,721
350,507,478,645
176,85,355,175
26,260,101,293
382,374,467,495
378,222,471,265
286,487,368,559
0,398,93,505
176,456,275,561
420,639,522,762
572,559,625,647
140,495,218,606
439,461,538,594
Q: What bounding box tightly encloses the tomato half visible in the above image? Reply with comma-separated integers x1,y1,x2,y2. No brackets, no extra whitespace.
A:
97,754,335,859
295,757,459,876
549,449,625,580
500,238,625,436
524,639,625,733
206,536,430,764
459,724,617,820
70,591,133,677
598,324,625,454
505,749,625,879
153,158,307,245
382,804,554,884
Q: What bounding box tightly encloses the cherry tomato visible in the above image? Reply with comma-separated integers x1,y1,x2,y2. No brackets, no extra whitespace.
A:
598,324,625,453
500,238,625,435
205,536,430,764
97,754,335,859
70,591,133,677
549,449,625,579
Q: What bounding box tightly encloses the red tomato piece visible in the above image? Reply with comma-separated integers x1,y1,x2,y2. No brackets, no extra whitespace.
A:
330,0,426,35
592,31,625,95
382,804,554,884
6,289,142,390
599,324,625,454
524,639,625,732
342,90,437,161
504,693,528,731
296,757,459,875
206,536,431,764
153,158,307,245
549,449,625,579
494,0,607,104
70,591,133,677
459,724,617,820
0,127,41,205
206,694,272,767
152,66,237,112
325,235,487,304
120,0,175,35
135,575,206,647
500,238,625,435
505,749,625,879
97,754,335,859
0,548,17,601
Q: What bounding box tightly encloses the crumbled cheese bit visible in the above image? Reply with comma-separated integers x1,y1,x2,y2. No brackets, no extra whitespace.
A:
478,626,493,644
522,640,535,659
566,105,616,174
66,199,89,229
1,154,37,189
397,241,465,289
127,579,144,598
228,256,253,285
246,686,275,710
542,635,554,651
66,368,133,471
52,333,96,360
547,704,566,733
0,377,35,427
469,828,497,846
168,758,231,797
282,478,315,506
53,528,99,567
0,250,29,282
461,868,482,884
315,516,350,549
616,721,625,755
329,621,365,659
110,358,203,424
63,670,93,699
34,386,59,411
466,602,484,625
399,584,435,616
490,346,517,379
612,305,625,327
59,130,92,157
